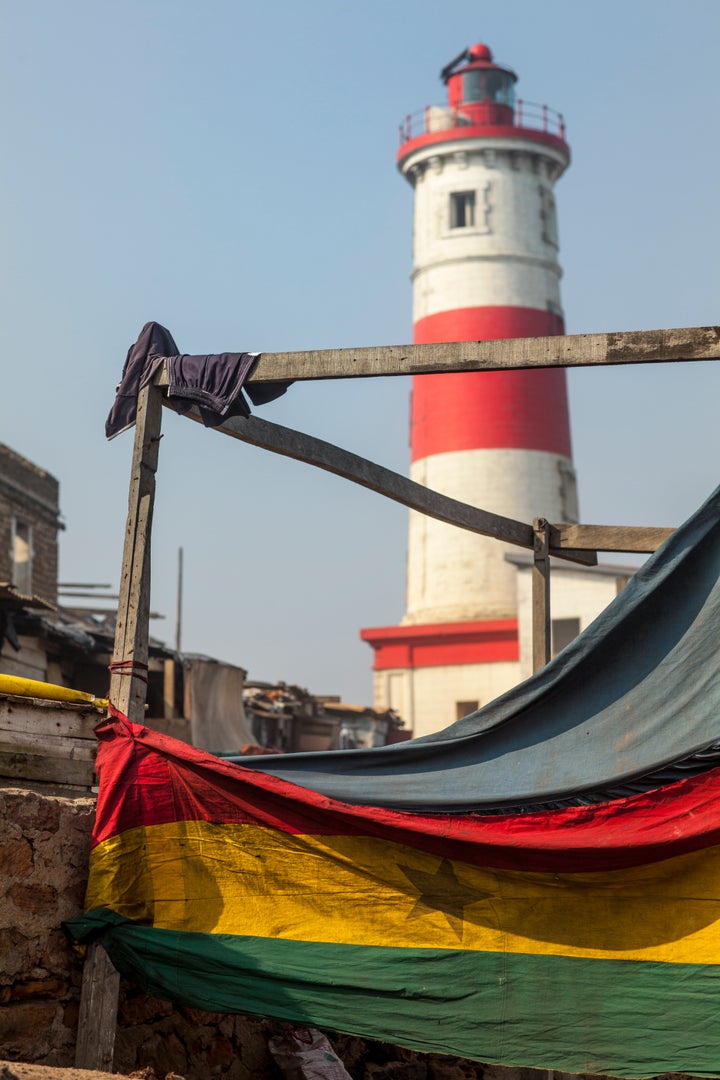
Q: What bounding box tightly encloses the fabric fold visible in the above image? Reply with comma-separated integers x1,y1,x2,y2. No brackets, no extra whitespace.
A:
65,710,720,1077
106,321,290,440
233,482,720,811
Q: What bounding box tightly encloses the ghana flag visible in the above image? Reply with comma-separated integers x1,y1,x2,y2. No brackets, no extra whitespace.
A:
68,708,720,1078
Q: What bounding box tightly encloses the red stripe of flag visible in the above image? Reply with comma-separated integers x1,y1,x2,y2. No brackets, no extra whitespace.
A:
93,713,720,874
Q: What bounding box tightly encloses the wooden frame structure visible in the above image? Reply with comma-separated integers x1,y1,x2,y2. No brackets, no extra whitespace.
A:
76,324,718,1068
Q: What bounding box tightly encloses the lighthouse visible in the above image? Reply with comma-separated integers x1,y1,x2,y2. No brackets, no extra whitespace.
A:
362,43,578,737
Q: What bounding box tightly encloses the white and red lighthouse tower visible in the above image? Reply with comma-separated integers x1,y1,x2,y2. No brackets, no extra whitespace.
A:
362,44,578,737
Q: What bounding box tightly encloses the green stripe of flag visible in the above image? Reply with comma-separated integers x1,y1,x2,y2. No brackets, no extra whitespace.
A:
68,909,720,1078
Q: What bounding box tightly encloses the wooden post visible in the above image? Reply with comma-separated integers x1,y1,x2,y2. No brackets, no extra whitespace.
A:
175,545,184,653
75,383,164,1070
108,383,164,721
163,658,177,719
532,518,551,674
74,940,121,1073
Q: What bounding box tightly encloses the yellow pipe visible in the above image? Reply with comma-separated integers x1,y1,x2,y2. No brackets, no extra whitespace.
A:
0,674,108,710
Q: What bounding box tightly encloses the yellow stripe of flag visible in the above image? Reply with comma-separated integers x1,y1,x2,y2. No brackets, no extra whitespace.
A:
87,820,720,963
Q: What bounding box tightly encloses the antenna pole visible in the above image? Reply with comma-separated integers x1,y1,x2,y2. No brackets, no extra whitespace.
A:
176,546,183,653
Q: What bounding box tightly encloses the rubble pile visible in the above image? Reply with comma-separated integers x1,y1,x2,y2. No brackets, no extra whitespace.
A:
243,682,406,753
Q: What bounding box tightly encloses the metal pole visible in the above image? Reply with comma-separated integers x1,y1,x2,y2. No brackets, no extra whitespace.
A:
532,518,552,673
176,546,183,654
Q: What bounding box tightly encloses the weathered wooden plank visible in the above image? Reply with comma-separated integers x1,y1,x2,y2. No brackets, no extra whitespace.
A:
109,383,163,722
0,726,95,758
211,414,533,545
75,943,121,1071
550,524,674,553
0,696,100,739
0,750,95,787
179,409,596,565
154,325,720,383
163,659,177,719
532,519,552,674
76,387,164,1072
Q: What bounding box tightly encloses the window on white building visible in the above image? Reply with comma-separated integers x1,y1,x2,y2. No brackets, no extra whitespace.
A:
450,191,476,228
551,617,580,656
11,519,33,595
388,672,406,717
456,700,479,721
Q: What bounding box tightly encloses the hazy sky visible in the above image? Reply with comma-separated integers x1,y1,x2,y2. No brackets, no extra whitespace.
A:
2,1,719,702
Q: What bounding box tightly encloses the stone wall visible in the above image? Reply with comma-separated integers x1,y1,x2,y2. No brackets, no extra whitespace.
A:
0,785,94,1065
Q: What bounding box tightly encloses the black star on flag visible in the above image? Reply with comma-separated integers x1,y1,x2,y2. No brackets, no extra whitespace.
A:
397,857,490,941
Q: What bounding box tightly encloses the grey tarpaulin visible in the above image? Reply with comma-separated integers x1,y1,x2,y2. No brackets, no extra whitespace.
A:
231,484,720,812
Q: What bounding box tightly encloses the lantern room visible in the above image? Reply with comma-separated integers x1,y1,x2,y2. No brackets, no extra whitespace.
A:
397,40,568,163
443,43,517,126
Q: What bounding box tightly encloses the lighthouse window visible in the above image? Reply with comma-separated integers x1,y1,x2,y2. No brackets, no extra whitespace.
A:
463,69,515,107
464,70,486,103
540,187,559,247
485,69,515,106
450,191,476,228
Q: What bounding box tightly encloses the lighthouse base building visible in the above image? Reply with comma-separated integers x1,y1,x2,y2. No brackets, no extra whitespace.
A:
362,561,633,738
361,43,621,738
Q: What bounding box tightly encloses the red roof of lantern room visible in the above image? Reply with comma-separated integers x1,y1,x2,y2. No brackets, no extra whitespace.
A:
397,42,569,167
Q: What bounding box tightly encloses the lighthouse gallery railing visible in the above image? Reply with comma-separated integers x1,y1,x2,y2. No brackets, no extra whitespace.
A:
399,99,566,146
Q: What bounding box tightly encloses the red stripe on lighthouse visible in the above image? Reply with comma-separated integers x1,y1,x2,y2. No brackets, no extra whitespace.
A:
411,305,572,462
414,305,565,344
360,620,519,669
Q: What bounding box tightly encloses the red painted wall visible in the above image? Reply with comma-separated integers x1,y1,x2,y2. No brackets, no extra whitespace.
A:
361,619,519,670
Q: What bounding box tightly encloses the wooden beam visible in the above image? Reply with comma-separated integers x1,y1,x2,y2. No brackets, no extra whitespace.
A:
0,726,95,760
212,325,720,383
75,382,164,1072
207,413,533,545
108,383,164,721
178,408,596,565
0,745,95,787
550,524,674,553
0,696,99,740
163,658,177,719
532,518,552,673
75,942,120,1073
